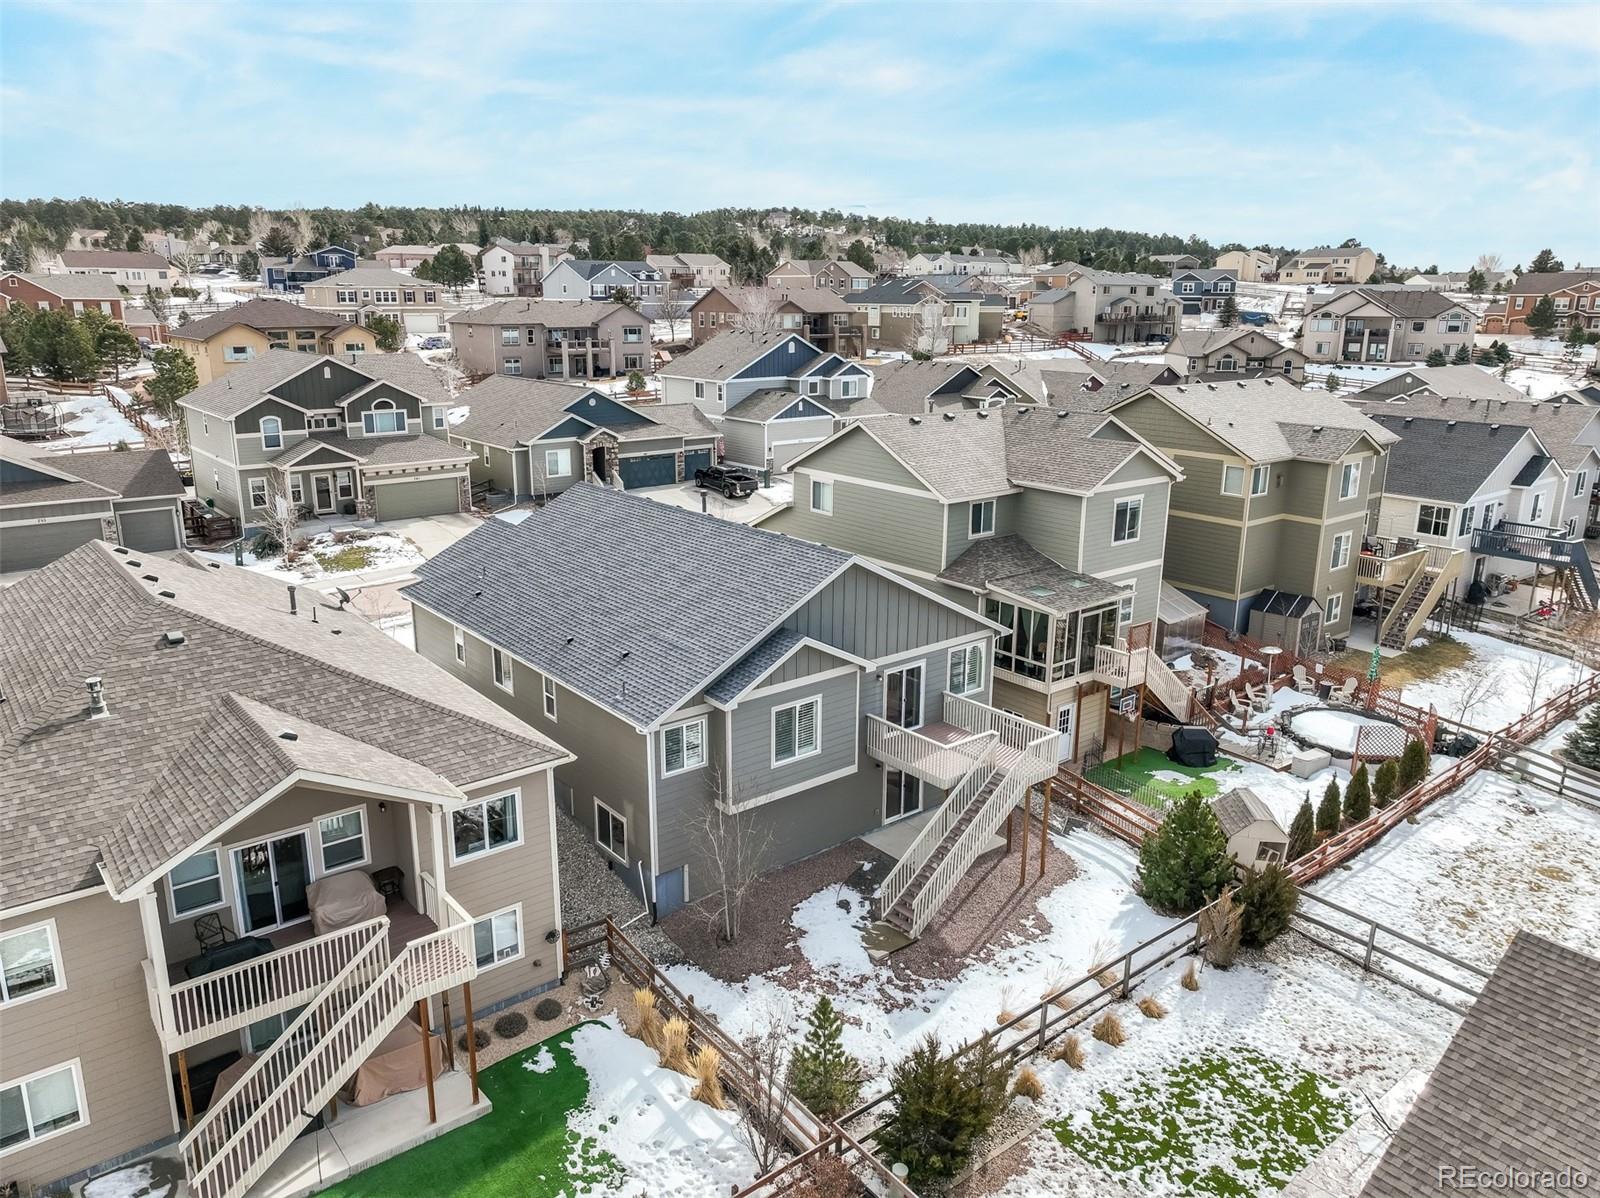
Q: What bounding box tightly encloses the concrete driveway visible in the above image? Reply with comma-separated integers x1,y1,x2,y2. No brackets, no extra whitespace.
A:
378,511,484,558
635,477,793,525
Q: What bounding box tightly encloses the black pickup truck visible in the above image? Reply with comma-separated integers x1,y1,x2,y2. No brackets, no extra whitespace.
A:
694,463,760,499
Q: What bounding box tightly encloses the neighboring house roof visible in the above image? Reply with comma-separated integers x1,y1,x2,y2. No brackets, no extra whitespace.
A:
774,259,872,279
1354,365,1526,404
49,446,186,499
1502,269,1600,295
58,250,171,270
453,376,715,447
1305,286,1462,319
1290,245,1370,260
675,253,729,269
167,298,360,342
1353,393,1600,472
401,484,853,729
447,298,631,328
344,350,452,405
1030,288,1073,304
1170,269,1237,284
178,348,444,420
1,542,569,905
725,388,837,422
845,277,943,305
1167,327,1288,357
554,259,654,280
868,360,1003,416
310,266,440,290
1361,932,1600,1198
1510,454,1555,487
769,286,854,314
1112,379,1398,462
120,308,165,330
4,271,124,300
657,329,811,381
271,431,472,469
938,534,1127,615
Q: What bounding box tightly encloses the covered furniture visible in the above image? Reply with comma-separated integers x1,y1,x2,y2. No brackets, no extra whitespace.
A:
1168,725,1219,768
345,1016,445,1107
308,870,387,936
183,935,275,979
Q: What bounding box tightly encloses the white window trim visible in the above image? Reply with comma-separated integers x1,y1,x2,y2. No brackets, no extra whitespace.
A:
316,805,370,874
542,674,558,720
0,920,66,1008
1325,592,1344,626
545,447,572,477
164,848,227,921
660,717,709,777
969,499,996,539
771,695,822,768
1249,464,1270,497
492,646,514,693
0,1059,88,1158
448,789,524,865
260,416,283,451
1112,496,1142,544
472,903,524,972
594,798,628,863
1329,531,1352,570
248,477,269,509
1221,465,1246,496
810,477,833,515
453,625,466,665
1340,460,1362,500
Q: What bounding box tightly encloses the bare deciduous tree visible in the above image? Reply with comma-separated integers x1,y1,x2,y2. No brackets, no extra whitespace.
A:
692,766,774,945
736,1018,795,1177
1475,253,1503,275
1516,650,1557,715
1450,658,1497,726
261,475,302,554
913,299,952,354
729,286,781,335
168,248,202,286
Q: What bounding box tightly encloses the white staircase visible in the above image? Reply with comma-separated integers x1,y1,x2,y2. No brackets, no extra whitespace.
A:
180,920,477,1198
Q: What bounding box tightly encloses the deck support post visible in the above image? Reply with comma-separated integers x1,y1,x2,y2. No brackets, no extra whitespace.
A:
177,1049,194,1128
1018,794,1030,887
1003,809,1012,854
418,999,438,1124
463,981,481,1105
1040,781,1051,876
441,990,456,1071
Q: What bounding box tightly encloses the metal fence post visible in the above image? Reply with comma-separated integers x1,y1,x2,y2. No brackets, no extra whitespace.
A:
1362,921,1378,972
1120,953,1132,999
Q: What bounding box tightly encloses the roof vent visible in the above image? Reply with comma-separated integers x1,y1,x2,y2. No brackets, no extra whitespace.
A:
976,411,989,419
1490,423,1499,431
1403,416,1413,425
124,559,141,569
1236,380,1247,387
288,585,298,616
158,590,176,599
1206,384,1217,391
85,677,108,719
164,629,186,645
942,412,956,421
141,574,159,582
1057,410,1069,418
909,416,922,424
1447,419,1457,427
1313,425,1324,432
206,561,221,569
113,546,130,556
277,729,299,742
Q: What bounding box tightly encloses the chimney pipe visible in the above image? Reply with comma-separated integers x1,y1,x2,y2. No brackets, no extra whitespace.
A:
85,677,109,719
288,585,298,616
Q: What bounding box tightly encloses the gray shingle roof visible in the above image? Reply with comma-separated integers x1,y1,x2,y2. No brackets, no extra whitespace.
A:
7,271,124,300
49,446,185,499
1503,269,1600,295
1511,454,1554,487
179,349,446,420
1368,413,1540,502
1353,365,1525,405
59,250,171,270
1167,327,1275,356
401,484,852,728
1306,286,1462,320
939,534,1128,615
657,330,808,381
452,377,715,447
868,360,980,416
1,543,568,905
1004,407,1153,491
705,629,804,704
1211,787,1276,836
309,265,438,290
865,412,1011,501
166,298,355,342
1118,380,1398,462
272,432,473,469
343,350,452,405
1361,932,1600,1198
1354,393,1600,472
448,298,630,328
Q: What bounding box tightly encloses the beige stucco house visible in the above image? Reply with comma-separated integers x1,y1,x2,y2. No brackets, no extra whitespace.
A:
1299,288,1476,365
1278,246,1377,285
302,267,451,335
1214,249,1277,282
168,298,380,385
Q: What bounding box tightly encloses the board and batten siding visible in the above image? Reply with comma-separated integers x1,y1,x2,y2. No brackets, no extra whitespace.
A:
785,562,990,663
0,893,175,1191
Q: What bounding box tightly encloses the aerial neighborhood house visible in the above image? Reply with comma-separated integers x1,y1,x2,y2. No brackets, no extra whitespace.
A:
1481,269,1600,335
0,542,571,1196
1163,327,1307,382
167,297,380,385
181,349,474,525
867,359,1040,414
1033,359,1183,405
1148,253,1202,273
372,242,480,271
758,406,1183,756
658,330,875,471
688,285,866,356
1214,248,1277,282
1168,268,1238,314
902,251,1017,277
450,376,719,496
646,252,734,290
46,249,173,290
1024,269,1179,344
478,239,573,297
404,482,1056,940
0,435,186,572
844,277,982,353
263,244,360,292
1276,245,1378,285
203,242,253,267
448,299,649,380
539,259,669,315
0,271,126,321
1404,269,1517,291
766,258,875,294
1076,379,1398,646
1349,363,1530,405
301,267,450,336
121,306,168,346
1298,287,1476,364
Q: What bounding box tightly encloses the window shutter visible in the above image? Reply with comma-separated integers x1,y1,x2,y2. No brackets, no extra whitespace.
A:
664,728,683,773
775,708,796,760
797,701,818,753
684,721,704,765
966,646,982,690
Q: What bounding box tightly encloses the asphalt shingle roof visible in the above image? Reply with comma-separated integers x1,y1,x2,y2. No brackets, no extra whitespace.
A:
1354,393,1600,472
704,628,805,704
939,534,1128,615
1361,932,1600,1198
448,298,631,328
1,543,568,905
179,349,446,420
59,250,171,270
1511,453,1554,487
1366,412,1538,502
51,446,186,499
401,485,852,728
167,298,358,342
657,330,806,381
452,377,716,447
6,272,125,300
1118,380,1398,462
1353,365,1526,405
1502,269,1600,295
1211,787,1276,836
1306,286,1462,320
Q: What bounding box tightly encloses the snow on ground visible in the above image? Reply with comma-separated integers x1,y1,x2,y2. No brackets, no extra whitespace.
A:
565,1019,756,1198
55,391,149,447
1400,628,1583,730
1289,708,1400,754
195,530,424,581
1502,365,1583,400
522,1045,557,1073
1310,767,1600,967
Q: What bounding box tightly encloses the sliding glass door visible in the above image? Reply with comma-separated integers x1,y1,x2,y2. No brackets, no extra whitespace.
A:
232,833,312,934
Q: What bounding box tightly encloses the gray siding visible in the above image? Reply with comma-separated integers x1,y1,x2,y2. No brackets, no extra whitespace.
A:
787,562,990,661
1013,487,1085,570
727,670,859,801
722,420,769,470
943,492,1019,568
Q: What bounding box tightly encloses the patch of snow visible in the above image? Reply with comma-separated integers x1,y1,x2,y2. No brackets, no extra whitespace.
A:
494,509,534,525
565,1019,756,1197
82,1162,170,1198
1289,709,1401,754
55,393,148,448
194,530,423,581
793,884,874,978
1400,629,1582,731
522,1045,557,1073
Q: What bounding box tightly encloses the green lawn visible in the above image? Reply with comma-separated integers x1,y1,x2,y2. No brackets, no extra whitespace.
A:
1087,747,1240,807
313,544,378,573
1052,1049,1354,1197
318,1023,622,1198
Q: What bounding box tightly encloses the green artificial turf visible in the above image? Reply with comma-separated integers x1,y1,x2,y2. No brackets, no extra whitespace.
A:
318,1022,623,1198
1087,747,1240,807
1051,1049,1354,1196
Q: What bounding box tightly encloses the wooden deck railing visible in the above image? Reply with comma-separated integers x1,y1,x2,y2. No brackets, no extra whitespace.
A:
864,715,995,789
873,741,998,921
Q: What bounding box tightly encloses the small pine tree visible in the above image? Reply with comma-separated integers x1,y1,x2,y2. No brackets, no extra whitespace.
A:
1525,295,1558,339
429,243,477,289
625,369,646,392
1397,738,1430,793
237,249,260,281
1287,798,1316,859
1451,344,1472,365
1373,758,1399,809
1135,791,1237,913
1238,864,1300,948
1218,295,1239,327
1564,705,1600,769
1426,349,1448,367
1465,268,1487,294
1529,248,1563,273
1316,778,1342,835
1493,340,1513,364
1567,325,1589,351
876,1034,1008,1189
1344,764,1372,823
788,997,864,1120
366,314,403,352
1324,371,1341,393
259,225,296,259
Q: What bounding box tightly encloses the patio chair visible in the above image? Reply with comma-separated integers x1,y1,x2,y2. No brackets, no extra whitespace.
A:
1228,691,1252,723
1332,676,1358,705
1244,681,1271,712
193,912,236,953
1292,664,1316,694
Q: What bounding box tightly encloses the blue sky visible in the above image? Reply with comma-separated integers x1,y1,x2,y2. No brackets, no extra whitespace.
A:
2,0,1596,266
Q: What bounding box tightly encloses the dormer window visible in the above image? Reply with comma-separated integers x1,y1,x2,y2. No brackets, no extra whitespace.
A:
260,415,283,450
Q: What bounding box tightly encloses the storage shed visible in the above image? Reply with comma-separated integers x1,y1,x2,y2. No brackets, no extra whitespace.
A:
1211,787,1288,872
1247,590,1324,659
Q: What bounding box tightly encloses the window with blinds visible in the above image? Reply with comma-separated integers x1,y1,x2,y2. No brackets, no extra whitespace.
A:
772,697,820,765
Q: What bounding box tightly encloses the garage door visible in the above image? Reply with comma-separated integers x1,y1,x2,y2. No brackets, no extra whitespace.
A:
118,507,179,552
771,440,823,472
1,519,103,572
682,449,712,479
402,312,442,335
371,477,462,521
618,453,677,489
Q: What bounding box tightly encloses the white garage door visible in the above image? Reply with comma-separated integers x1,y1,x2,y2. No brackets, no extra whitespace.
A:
403,312,442,335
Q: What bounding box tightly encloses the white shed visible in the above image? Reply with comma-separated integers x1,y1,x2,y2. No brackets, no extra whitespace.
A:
1211,787,1288,873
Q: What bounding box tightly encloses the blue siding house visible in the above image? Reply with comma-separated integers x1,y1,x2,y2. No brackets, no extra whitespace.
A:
1171,268,1238,315
264,244,360,292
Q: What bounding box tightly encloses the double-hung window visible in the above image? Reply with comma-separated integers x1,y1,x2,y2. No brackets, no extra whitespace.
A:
1250,465,1271,497
1416,504,1451,537
1459,506,1475,536
1,923,65,1005
1112,496,1142,543
623,326,643,343
1575,470,1589,498
248,477,269,509
260,416,284,449
948,643,984,695
772,696,820,766
1329,531,1352,570
661,718,707,776
473,906,522,969
810,478,833,514
542,675,558,720
969,499,996,538
1325,592,1343,626
492,647,514,692
1339,460,1361,500
1221,465,1246,496
454,625,466,664
595,801,627,861
451,793,519,861
167,850,224,918
317,808,368,872
0,1061,86,1151
1117,583,1136,632
501,328,520,346
335,471,354,500
545,447,572,477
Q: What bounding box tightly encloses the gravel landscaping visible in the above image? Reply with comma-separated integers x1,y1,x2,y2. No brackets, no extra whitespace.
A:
555,807,680,966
